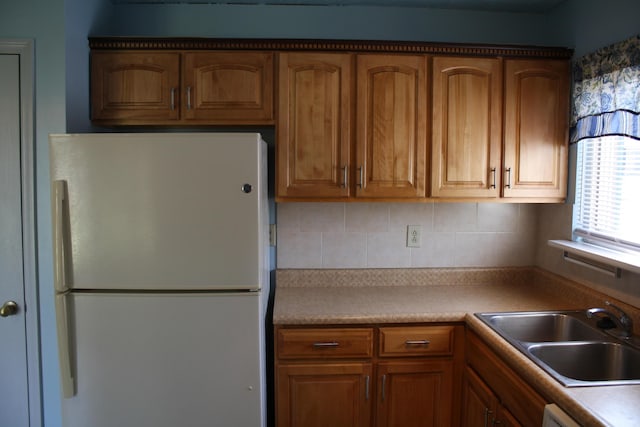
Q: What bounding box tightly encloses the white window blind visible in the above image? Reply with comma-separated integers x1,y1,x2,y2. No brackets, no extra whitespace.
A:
574,135,640,250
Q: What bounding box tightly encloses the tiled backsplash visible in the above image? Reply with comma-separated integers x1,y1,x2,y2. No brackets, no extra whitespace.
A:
276,202,538,269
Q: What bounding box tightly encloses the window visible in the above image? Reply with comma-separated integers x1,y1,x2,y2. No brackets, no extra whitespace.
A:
555,34,640,273
574,135,640,252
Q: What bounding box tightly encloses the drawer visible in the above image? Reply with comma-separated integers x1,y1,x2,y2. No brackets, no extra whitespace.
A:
277,328,374,359
379,325,455,357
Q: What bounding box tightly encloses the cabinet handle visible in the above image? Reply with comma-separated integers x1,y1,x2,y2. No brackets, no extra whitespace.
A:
342,166,348,188
504,167,511,189
312,342,339,348
484,408,493,427
170,88,176,110
405,339,430,346
357,166,364,188
490,167,496,189
381,374,387,402
186,86,192,110
365,375,370,400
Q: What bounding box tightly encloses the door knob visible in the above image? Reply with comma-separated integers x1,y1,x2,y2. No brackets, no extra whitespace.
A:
0,301,18,317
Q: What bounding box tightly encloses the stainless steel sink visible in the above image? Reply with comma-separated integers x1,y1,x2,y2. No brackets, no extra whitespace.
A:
481,312,606,343
476,310,640,387
528,342,640,386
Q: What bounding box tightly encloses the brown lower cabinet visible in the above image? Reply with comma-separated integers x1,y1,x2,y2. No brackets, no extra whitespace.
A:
462,330,549,426
276,362,373,427
462,366,521,427
375,360,454,427
275,325,464,427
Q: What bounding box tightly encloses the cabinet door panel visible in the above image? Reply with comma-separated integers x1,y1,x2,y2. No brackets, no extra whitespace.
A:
461,366,498,427
466,330,547,426
277,52,352,198
376,360,453,427
357,55,427,198
497,405,523,427
182,51,273,123
431,57,502,198
276,362,372,427
91,51,180,122
503,59,569,199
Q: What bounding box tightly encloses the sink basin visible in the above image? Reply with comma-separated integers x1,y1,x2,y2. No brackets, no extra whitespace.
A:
476,310,640,387
528,342,640,386
481,312,605,343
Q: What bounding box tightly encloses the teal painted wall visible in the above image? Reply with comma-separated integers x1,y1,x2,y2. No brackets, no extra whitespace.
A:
550,0,640,57
107,3,557,44
0,0,638,425
65,0,113,132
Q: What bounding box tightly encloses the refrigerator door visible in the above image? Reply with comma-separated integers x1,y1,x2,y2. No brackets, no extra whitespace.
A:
60,292,264,427
49,133,265,291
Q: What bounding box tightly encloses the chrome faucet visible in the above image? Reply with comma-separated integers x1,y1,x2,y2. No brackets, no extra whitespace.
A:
586,301,633,338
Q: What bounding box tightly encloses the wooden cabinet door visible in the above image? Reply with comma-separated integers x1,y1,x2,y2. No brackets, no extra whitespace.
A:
466,331,548,426
496,405,523,427
182,51,273,124
356,54,427,198
277,52,353,199
276,362,372,427
431,57,502,198
91,51,180,123
376,360,453,427
461,366,498,427
503,59,570,199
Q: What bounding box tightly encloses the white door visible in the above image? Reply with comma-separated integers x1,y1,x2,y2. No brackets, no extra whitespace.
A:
0,53,30,426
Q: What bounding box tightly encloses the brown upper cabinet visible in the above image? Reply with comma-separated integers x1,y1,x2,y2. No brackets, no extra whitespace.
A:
276,52,428,200
356,55,427,199
91,50,274,125
276,52,353,199
89,38,572,202
431,57,570,201
503,59,570,200
91,51,182,123
431,56,503,199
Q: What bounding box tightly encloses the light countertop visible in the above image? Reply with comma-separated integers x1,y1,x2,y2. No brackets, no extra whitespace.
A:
273,267,640,427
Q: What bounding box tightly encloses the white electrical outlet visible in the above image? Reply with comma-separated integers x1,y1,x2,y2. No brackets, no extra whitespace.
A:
407,225,422,248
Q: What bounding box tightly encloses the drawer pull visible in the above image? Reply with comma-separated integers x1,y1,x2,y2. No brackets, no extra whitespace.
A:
312,342,340,348
405,339,430,346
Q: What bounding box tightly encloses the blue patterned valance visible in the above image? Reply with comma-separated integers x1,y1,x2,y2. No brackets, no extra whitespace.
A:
571,35,640,143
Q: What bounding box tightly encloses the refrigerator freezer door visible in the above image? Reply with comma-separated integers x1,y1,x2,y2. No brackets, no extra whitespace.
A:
49,133,265,291
61,292,264,427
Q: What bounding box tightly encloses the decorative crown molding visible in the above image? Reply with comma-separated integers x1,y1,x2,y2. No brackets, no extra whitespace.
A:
88,37,573,59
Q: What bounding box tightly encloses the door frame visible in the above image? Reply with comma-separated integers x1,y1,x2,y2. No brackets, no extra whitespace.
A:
1,39,41,427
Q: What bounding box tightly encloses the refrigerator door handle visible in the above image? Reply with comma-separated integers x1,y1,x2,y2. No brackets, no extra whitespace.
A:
55,293,75,397
53,180,69,293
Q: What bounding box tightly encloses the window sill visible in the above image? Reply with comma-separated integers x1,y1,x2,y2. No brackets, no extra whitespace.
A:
548,240,640,277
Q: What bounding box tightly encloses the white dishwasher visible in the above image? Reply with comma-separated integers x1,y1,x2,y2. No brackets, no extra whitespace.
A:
542,404,581,427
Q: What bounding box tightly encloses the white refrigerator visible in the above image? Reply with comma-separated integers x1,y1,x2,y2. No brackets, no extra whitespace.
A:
49,132,270,427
